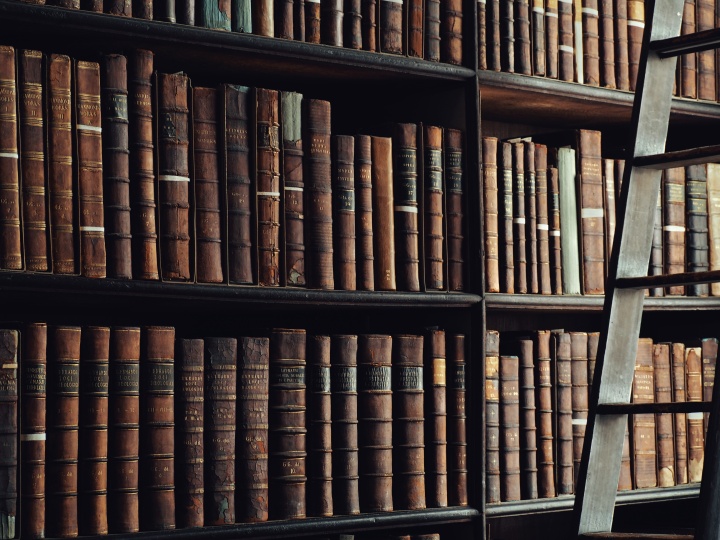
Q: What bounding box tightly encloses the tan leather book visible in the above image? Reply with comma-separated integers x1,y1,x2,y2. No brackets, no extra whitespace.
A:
663,167,686,295
441,0,463,65
680,0,697,98
697,0,715,100
345,0,363,49
322,0,344,46
517,337,538,499
558,0,574,81
546,0,559,78
570,332,588,487
307,335,333,517
512,142,527,294
553,330,573,494
614,0,629,90
486,0,501,70
499,142,514,293
686,345,704,483
0,46,21,271
424,330,447,507
393,124,420,292
424,126,444,290
483,137,500,293
632,337,657,489
371,136,396,291
332,135,357,290
599,0,615,88
534,331,555,498
282,91,305,287
653,343,675,487
425,0,441,61
581,0,600,85
514,0,531,74
485,330,501,504
535,144,551,295
447,333,467,506
524,141,538,294
531,0,546,76
306,0,322,42
380,0,404,54
627,0,644,91
408,0,423,58
672,342,688,485
445,128,464,292
355,135,375,291
255,0,275,36
499,354,520,501
548,165,562,295
276,0,294,38
363,0,378,51
0,330,17,539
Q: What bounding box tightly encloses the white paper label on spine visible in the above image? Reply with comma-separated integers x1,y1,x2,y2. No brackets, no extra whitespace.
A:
80,226,105,233
663,225,686,232
581,7,599,16
627,21,645,28
257,191,281,197
284,186,304,192
513,218,526,225
550,230,561,237
572,418,588,426
537,224,549,231
581,207,604,219
0,152,19,159
159,175,190,182
545,11,558,17
395,205,418,214
560,45,574,54
20,433,46,442
688,412,704,420
77,124,102,133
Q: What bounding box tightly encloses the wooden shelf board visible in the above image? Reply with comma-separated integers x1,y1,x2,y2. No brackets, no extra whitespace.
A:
485,293,720,312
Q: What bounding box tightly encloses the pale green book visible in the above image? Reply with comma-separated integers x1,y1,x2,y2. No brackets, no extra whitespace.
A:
558,146,581,294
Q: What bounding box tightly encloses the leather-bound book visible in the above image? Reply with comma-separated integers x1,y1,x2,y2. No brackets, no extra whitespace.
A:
204,337,237,524
512,142,527,294
108,327,141,534
304,99,334,289
237,337,270,522
553,331,573,494
649,191,663,297
363,0,378,51
333,135,357,290
499,354,520,501
603,159,616,274
306,0,322,42
269,329,307,519
558,0,574,81
558,147,581,294
358,334,393,512
408,0,423,58
0,47,21,271
331,335,360,515
680,0,697,98
672,342,688,485
576,130,604,295
517,338,538,500
483,137,500,293
524,141,538,294
393,124,420,292
487,0,501,70
345,0,363,49
47,54,76,275
627,0,644,91
21,323,47,540
686,345,704,483
256,88,281,287
532,0,546,76
587,331,599,387
158,72,191,282
702,337,717,433
156,0,176,21
233,0,253,32
79,327,110,536
570,332,588,485
193,88,223,284
380,0,404,54
708,164,720,296
599,0,615,87
478,0,487,70
177,0,194,24
371,136,396,291
322,0,344,46
282,91,306,287
255,0,276,36
47,0,79,8
534,331,555,498
663,167,686,295
446,334,466,506
632,338,657,489
0,330,17,538
485,330,501,504
545,0,559,78
102,55,132,280
445,129,464,291
129,50,159,281
686,164,710,296
133,0,152,18
355,135,375,291
294,0,306,39
499,142,514,293
548,165,562,295
175,339,204,528
614,0,629,90
105,0,131,14
424,126,444,290
618,421,632,490
198,0,231,29
441,0,463,65
697,0,715,100
514,0,531,74
76,60,107,278
535,145,551,295
307,335,333,517
83,0,102,11
653,343,675,487
225,85,254,285
573,0,583,83
47,326,81,539
581,0,600,85
500,0,515,72
276,0,294,38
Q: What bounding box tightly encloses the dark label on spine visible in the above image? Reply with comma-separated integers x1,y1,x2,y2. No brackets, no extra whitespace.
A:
334,188,355,211
399,149,417,174
450,363,466,390
358,365,391,391
52,363,80,395
258,124,280,149
103,92,128,121
394,366,423,390
526,173,536,194
687,181,708,199
83,363,109,395
665,183,685,204
396,177,417,204
331,366,357,392
22,362,46,395
514,172,525,195
0,367,17,398
426,148,442,169
447,150,462,169
160,112,176,139
310,366,331,393
447,171,462,193
145,363,174,392
270,365,305,387
687,196,708,213
110,362,140,394
427,170,443,191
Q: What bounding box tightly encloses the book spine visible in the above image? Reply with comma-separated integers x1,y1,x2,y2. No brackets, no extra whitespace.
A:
447,334,467,506
0,47,21,271
193,88,223,284
548,166,562,295
269,329,307,519
554,331,573,494
445,129,464,292
485,330,501,504
255,0,276,36
483,137,500,293
295,0,306,40
558,0,574,81
546,0,559,78
581,0,600,85
681,0,697,98
587,331,599,386
0,331,17,539
599,0,615,87
82,0,102,11
345,0,363,49
487,0,501,70
232,0,253,31
441,0,463,65
707,164,720,296
664,167,686,295
558,147,580,294
632,337,657,489
424,126,445,291
500,142,514,293
358,334,393,512
614,0,629,90
282,91,306,287
501,0,515,72
408,0,423,58
577,130,604,295
306,0,322,43
156,0,176,21
524,141,538,294
686,346,704,483
603,158,616,274
534,330,555,498
479,0,487,70
653,342,675,487
371,136,397,291
532,0,546,76
47,0,80,8
499,354,520,501
177,0,194,24
105,0,132,14
276,0,295,38
307,335,333,517
514,0,531,74
425,330,447,508
363,0,378,51
237,336,270,522
322,0,344,46
134,0,153,18
702,338,717,433
686,164,710,296
512,142,527,293
649,190,663,297
573,0,583,83
535,145,551,295
355,135,375,291
393,123,421,292
332,135,357,290
697,0,715,100
517,338,538,500
569,332,588,488
627,0,644,91
380,0,404,54
672,342,688,485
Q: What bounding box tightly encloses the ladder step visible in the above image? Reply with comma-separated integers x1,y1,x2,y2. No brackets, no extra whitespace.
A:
597,402,712,415
633,144,720,170
652,26,720,57
615,270,720,290
580,534,694,540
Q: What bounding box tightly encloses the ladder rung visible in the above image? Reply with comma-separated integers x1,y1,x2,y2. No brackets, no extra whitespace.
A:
597,402,712,415
652,26,720,57
580,534,694,540
633,144,720,170
615,270,720,290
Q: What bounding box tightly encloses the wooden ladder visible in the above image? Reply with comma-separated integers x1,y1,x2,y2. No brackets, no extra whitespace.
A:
574,1,720,539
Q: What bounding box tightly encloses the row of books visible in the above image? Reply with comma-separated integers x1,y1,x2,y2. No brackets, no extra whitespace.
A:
0,46,467,292
0,324,467,538
313,535,442,540
485,329,716,503
17,0,464,66
478,0,720,103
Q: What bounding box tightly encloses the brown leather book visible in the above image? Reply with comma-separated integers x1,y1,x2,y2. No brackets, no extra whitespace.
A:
108,327,141,534
358,334,393,512
295,0,307,40
129,50,159,281
380,0,404,54
445,128,464,292
587,331,599,387
535,145,551,295
558,0,574,81
499,142,514,293
322,0,344,46
614,0,629,90
255,0,276,36
269,329,307,519
512,142,527,294
306,0,322,42
237,336,270,522
47,0,80,8
548,166,562,295
333,135,357,291
599,0,615,87
697,0,715,100
177,0,193,24
672,342,688,485
553,331,573,494
570,332,588,487
331,334,360,515
524,141,538,294
363,0,378,52
393,124,421,292
487,0,501,70
0,47,21,271
514,0,531,74
517,337,538,500
483,137,500,293
441,0,463,65
105,0,131,14
282,91,305,287
425,0,440,62
627,0,644,91
345,0,363,48
603,159,616,274
21,323,47,539
649,190,663,297
424,126,444,291
653,342,675,487
581,0,600,85
447,333,467,506
276,0,294,39
47,326,81,539
256,88,281,287
499,354,520,501
663,168,686,295
702,337,717,433
225,85,254,285
204,337,237,524
82,0,102,11
371,136,397,291
158,72,191,282
47,54,76,275
632,337,657,489
618,420,632,491
534,331,555,498
102,54,132,280
485,330,501,504
79,327,110,536
545,0,559,78
307,335,333,517
0,330,17,538
478,0,487,70
531,0,546,76
392,334,426,510
686,345,704,483
76,60,107,278
304,99,334,290
193,88,224,284
134,0,153,18
686,164,710,297
355,135,375,291
408,0,423,58
680,0,697,98
175,339,204,528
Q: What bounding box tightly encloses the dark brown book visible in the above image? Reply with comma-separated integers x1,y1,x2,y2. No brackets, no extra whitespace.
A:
499,142,514,293
307,335,333,517
545,0,559,78
306,0,321,42
76,60,107,278
514,0,531,74
345,0,362,48
322,0,344,46
663,167,686,295
0,331,17,538
47,326,81,539
614,0,629,90
531,0,546,76
129,50,159,281
237,336,270,523
363,0,378,51
105,0,131,14
102,54,132,280
524,141,538,294
582,0,600,85
653,342,675,487
355,135,375,291
441,0,463,65
425,329,450,504
295,0,307,39
177,0,193,24
697,0,715,100
484,137,500,293
156,0,175,21
21,323,47,540
0,47,21,271
424,126,444,291
158,72,191,282
380,0,404,54
548,166,562,295
569,332,588,489
331,335,360,515
79,327,110,536
225,85,254,285
632,337,657,489
680,0,697,98
686,164,710,297
333,135,357,291
255,0,276,36
134,0,153,18
649,190,663,297
269,329,307,519
587,331,599,387
447,334,467,506
358,334,393,512
672,342,688,485
485,330,501,504
282,91,305,287
517,337,538,500
487,0,501,70
603,158,616,274
371,136,397,291
702,337,717,433
499,354,520,502
686,345,704,483
558,0,574,81
393,124,420,292
445,129,464,292
534,331,555,498
627,0,644,91
577,130,605,295
175,339,204,528
193,88,223,284
304,99,334,290
276,0,294,38
535,145,551,295
83,0,103,11
553,331,573,494
512,142,527,294
478,0,487,70
47,0,80,8
501,0,517,72
599,0,615,87
408,0,423,58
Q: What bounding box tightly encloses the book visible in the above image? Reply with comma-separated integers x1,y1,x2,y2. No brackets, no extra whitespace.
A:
177,0,194,24
156,0,176,21
276,0,294,38
380,0,404,54
570,332,588,485
587,331,599,387
197,0,231,29
686,164,710,296
512,142,527,294
603,158,616,271
524,141,538,294
558,0,574,81
663,167,686,295
332,135,357,290
363,0,378,52
371,136,397,291
134,0,153,18
322,0,344,46
486,0,501,70
553,331,573,494
424,126,445,290
686,345,704,483
581,0,600,85
653,343,675,487
499,142,514,293
294,0,306,40
707,164,720,296
599,0,615,88
697,0,715,100
447,333,467,506
614,0,629,90
576,130,604,295
485,330,501,504
679,0,697,98
534,330,555,498
445,128,464,291
573,0,583,83
627,0,644,91
306,0,321,43
499,354,520,501
408,0,423,58
393,124,421,292
535,144,551,295
345,0,363,49
531,0,546,76
255,0,275,36
548,165,563,295
632,337,657,489
672,342,688,485
0,46,21,271
515,0,531,74
0,330,17,539
307,335,333,517
105,0,131,14
546,0,559,78
425,329,447,507
355,135,375,291
649,191,663,297
483,137,500,293
702,337,717,433
557,147,581,294
517,337,538,499
441,0,463,65
232,0,252,31
501,0,515,71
